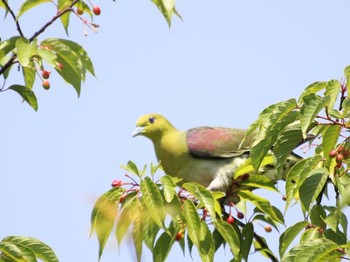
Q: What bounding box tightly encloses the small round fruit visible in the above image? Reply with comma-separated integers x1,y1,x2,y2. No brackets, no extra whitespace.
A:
77,7,84,15
282,195,287,201
335,162,343,169
227,215,235,224
338,146,344,153
56,62,64,71
41,70,51,79
343,150,350,159
240,174,250,181
119,194,126,203
236,212,244,219
111,179,122,187
42,80,50,90
329,149,337,158
336,154,344,163
264,226,272,233
175,232,183,241
93,6,101,15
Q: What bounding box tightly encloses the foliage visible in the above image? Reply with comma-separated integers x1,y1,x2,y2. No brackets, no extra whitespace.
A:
0,236,58,262
91,66,350,261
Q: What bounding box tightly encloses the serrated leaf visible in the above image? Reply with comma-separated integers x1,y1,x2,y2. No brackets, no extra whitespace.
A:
238,190,284,224
17,0,52,19
160,175,176,203
324,80,340,110
151,0,182,27
299,168,329,212
273,121,304,176
300,94,329,138
0,37,20,60
240,174,279,192
241,222,254,261
298,81,327,103
183,182,219,222
214,220,241,259
2,236,59,262
285,155,323,213
251,99,298,170
153,231,174,262
141,177,165,228
132,211,144,262
198,222,214,262
9,84,38,111
322,125,341,165
183,200,201,247
22,64,36,89
16,38,37,67
279,221,309,257
120,160,141,176
90,187,123,260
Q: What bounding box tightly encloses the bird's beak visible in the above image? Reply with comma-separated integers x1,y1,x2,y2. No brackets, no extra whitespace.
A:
131,126,145,137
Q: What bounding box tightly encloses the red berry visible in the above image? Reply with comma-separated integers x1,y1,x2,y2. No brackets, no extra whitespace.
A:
237,212,244,219
41,70,51,79
227,215,235,224
42,80,50,90
335,162,343,169
329,149,337,158
175,231,183,241
240,174,250,181
119,194,126,203
336,154,344,163
265,226,272,233
338,146,345,153
282,195,287,201
343,150,350,159
111,179,122,187
56,62,63,71
77,7,84,15
93,6,101,15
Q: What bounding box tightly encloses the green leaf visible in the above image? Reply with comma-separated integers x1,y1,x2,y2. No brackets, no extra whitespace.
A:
284,155,323,213
151,0,182,27
298,81,327,103
198,222,215,262
299,168,329,212
140,177,165,228
310,205,326,230
273,121,304,176
22,64,36,89
132,211,144,262
324,80,340,110
143,214,161,250
153,231,174,262
121,160,141,176
90,187,123,260
17,0,52,19
300,94,329,138
183,182,219,222
251,99,298,170
322,125,341,165
160,175,176,203
279,221,309,257
183,200,201,247
300,227,322,242
37,48,57,66
214,220,241,259
9,84,38,111
240,173,279,192
2,236,59,262
241,222,254,261
115,195,137,246
58,0,73,35
0,241,26,261
0,37,21,60
238,190,284,224
15,38,37,67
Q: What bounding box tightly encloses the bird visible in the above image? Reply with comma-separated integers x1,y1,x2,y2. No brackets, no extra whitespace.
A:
132,113,302,193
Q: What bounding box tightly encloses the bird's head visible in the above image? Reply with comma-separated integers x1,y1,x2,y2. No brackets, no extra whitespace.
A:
132,114,175,141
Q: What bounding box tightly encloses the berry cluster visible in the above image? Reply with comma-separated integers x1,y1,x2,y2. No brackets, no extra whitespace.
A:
40,62,64,90
329,144,350,169
76,2,101,16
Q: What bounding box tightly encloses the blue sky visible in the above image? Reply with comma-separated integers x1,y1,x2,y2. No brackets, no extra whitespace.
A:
1,1,350,261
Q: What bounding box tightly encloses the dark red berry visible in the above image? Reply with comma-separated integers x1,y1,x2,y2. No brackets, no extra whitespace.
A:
93,6,101,15
240,174,250,181
175,231,183,241
282,195,287,201
343,150,350,159
237,212,244,219
41,70,51,79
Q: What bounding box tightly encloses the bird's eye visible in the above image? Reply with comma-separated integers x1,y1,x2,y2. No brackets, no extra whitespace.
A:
149,117,155,124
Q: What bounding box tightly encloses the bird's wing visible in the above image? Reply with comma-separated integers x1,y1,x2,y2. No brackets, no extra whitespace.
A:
186,127,254,158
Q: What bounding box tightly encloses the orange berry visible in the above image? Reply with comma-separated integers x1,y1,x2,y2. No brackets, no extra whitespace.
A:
41,70,51,79
265,226,272,233
175,231,183,241
42,80,50,90
93,6,101,15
